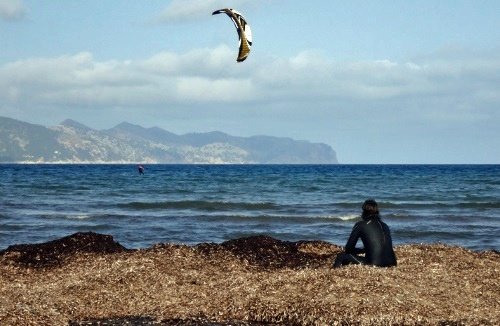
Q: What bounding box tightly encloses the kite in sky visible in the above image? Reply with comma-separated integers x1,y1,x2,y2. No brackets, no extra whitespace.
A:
212,8,252,62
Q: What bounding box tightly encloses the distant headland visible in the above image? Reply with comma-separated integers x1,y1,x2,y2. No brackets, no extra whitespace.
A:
0,116,338,164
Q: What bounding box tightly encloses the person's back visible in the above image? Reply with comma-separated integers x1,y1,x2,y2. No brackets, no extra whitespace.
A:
334,199,397,268
345,217,396,267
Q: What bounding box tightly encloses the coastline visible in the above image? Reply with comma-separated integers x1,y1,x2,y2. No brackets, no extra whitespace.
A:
1,232,499,325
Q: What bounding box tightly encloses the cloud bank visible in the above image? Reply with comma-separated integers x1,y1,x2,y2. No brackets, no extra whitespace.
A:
2,47,499,113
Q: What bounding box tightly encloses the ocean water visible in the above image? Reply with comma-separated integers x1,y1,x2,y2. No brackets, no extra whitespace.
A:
0,164,499,251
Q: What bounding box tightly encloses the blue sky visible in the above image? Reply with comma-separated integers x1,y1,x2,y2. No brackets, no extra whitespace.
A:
1,0,500,163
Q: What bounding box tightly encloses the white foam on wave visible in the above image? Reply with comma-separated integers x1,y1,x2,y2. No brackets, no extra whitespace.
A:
336,214,359,221
67,215,91,220
319,214,359,221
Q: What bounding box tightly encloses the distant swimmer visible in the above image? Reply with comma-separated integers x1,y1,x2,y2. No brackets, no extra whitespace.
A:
137,165,145,175
334,199,397,268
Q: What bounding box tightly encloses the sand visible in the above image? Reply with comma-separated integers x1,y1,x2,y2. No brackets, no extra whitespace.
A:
0,232,499,325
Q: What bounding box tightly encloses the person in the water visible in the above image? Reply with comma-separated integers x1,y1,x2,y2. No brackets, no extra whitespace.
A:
334,199,397,268
137,165,145,175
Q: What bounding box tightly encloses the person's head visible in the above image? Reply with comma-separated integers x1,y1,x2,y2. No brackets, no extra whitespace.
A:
361,199,379,220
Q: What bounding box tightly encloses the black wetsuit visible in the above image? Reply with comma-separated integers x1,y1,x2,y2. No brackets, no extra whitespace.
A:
334,215,397,268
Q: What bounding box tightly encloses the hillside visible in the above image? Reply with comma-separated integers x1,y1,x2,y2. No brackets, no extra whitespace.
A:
0,117,338,164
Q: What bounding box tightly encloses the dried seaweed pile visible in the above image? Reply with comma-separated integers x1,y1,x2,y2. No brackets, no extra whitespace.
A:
1,232,499,325
198,235,337,269
0,232,128,267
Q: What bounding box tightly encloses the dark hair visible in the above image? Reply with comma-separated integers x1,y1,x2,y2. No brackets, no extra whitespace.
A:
362,199,379,219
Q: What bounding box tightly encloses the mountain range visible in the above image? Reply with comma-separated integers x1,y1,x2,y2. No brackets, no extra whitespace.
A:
0,116,338,164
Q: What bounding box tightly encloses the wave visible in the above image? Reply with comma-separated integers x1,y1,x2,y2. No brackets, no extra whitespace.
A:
196,213,359,224
375,201,500,209
62,214,92,220
336,214,359,221
329,201,500,210
118,200,278,211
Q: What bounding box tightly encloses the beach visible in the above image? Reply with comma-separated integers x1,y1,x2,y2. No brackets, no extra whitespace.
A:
1,232,498,325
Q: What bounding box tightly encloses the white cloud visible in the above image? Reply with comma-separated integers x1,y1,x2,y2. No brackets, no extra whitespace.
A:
1,48,499,128
0,53,157,106
0,0,26,21
140,45,238,77
177,77,254,102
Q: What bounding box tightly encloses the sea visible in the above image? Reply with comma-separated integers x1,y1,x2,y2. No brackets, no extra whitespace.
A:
1,164,499,251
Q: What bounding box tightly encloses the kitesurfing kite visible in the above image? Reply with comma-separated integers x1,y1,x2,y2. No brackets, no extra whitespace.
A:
212,8,252,62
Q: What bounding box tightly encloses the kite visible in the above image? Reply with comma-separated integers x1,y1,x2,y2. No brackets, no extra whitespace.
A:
212,8,252,62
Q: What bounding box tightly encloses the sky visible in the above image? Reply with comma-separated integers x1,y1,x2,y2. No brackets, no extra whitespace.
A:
1,0,500,164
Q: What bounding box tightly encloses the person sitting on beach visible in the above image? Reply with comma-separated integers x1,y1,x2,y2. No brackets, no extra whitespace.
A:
334,199,397,268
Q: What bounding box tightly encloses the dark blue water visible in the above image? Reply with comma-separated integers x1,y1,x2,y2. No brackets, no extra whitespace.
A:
1,164,499,251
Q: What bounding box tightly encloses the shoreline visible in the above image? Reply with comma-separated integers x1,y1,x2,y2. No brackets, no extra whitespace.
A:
1,232,499,325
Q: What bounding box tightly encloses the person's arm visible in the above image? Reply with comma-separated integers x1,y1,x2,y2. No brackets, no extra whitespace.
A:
344,222,364,254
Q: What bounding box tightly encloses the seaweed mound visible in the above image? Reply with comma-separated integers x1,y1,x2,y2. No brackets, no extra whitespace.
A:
198,235,338,269
0,232,128,267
